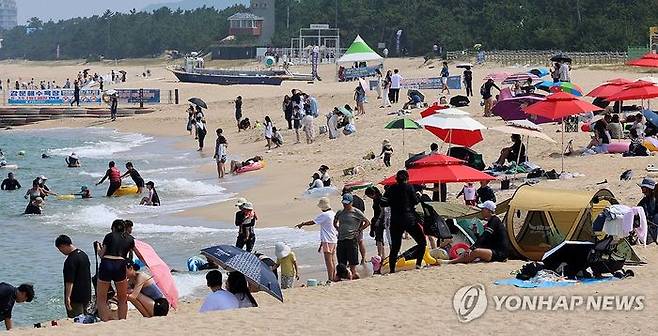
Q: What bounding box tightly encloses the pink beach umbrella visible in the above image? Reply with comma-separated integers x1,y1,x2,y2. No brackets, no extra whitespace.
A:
135,240,179,310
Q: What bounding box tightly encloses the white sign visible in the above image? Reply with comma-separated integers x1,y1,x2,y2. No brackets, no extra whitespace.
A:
309,24,330,29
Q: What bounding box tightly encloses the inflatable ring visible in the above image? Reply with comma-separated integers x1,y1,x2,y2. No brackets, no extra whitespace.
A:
0,164,18,169
113,185,139,197
449,242,471,259
607,142,630,154
581,124,590,132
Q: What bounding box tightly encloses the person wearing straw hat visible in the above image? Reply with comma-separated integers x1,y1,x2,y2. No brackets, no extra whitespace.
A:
65,152,81,167
274,242,298,289
297,197,337,282
235,201,257,252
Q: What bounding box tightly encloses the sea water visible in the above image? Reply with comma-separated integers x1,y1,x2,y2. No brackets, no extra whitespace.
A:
0,128,319,327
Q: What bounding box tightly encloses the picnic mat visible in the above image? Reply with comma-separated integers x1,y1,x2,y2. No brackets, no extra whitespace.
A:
494,276,617,288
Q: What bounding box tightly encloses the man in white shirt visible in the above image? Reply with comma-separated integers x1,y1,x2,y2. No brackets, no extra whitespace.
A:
297,197,337,282
390,69,403,103
199,270,240,313
559,62,570,82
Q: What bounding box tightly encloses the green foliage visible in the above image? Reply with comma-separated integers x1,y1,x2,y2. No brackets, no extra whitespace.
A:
273,0,658,54
0,0,656,60
0,6,245,60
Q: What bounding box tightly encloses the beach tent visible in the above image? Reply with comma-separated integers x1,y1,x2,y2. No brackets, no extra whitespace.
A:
336,35,383,64
501,185,617,261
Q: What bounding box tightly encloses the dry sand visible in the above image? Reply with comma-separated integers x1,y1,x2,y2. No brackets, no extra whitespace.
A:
5,56,658,335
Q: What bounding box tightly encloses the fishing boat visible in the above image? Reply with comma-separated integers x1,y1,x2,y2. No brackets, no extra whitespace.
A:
168,55,313,86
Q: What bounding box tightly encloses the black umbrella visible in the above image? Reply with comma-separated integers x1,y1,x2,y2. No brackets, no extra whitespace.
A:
550,53,572,63
450,95,470,107
201,245,283,302
118,70,127,74
542,240,594,278
188,97,208,109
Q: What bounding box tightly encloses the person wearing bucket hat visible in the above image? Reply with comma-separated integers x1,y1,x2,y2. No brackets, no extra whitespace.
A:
638,177,658,242
235,202,257,252
234,197,248,208
78,186,92,199
333,193,370,279
274,242,298,289
297,197,337,282
443,200,509,265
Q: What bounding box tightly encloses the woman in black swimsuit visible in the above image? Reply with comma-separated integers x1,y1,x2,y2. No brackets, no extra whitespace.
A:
121,162,145,193
95,219,139,321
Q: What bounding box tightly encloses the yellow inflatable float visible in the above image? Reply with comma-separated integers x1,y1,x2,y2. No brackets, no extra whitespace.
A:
380,247,439,274
113,185,139,197
56,194,77,201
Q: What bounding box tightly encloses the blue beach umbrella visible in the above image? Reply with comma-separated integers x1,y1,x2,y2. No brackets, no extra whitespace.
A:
201,245,283,302
528,67,550,78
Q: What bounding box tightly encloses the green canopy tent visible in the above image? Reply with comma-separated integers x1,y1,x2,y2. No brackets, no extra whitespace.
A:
337,35,384,64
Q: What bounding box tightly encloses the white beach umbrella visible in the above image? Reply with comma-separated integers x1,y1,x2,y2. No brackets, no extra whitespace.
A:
417,108,487,147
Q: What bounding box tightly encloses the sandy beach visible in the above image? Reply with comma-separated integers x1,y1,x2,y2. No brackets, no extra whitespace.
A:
5,56,658,335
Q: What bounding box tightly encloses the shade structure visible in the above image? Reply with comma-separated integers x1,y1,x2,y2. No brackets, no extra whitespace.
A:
385,118,422,154
529,67,550,77
491,95,553,124
605,80,658,101
523,92,602,172
502,72,540,85
408,153,465,167
523,92,602,121
135,240,179,310
380,164,495,186
586,78,633,98
188,97,207,109
201,245,283,302
489,120,557,143
384,118,422,130
336,35,383,63
626,52,658,68
419,104,448,118
550,53,572,63
483,72,510,82
535,81,584,96
417,108,487,147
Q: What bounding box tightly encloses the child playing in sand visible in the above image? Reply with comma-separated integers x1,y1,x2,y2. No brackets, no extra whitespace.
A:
456,182,477,206
380,139,393,167
274,242,298,289
272,127,284,147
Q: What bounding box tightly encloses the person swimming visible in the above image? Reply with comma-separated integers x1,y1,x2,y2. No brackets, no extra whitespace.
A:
65,152,81,167
140,181,160,206
120,162,145,193
76,186,92,199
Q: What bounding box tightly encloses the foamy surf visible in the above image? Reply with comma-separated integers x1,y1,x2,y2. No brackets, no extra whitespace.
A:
50,131,153,159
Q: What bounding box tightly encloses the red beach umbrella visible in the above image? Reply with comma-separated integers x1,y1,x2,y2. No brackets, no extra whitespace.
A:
523,92,602,121
586,78,633,98
605,80,658,101
408,153,465,167
626,53,658,68
380,164,495,186
523,91,602,172
419,104,449,118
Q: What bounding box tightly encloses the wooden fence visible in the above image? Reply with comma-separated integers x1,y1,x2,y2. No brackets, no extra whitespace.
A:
446,50,629,65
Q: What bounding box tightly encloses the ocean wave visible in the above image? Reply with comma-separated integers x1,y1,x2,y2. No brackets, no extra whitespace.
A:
41,204,227,234
253,227,319,249
157,178,226,196
49,132,153,159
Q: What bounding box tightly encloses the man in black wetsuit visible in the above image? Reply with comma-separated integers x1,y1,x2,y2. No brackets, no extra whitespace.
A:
1,173,21,191
121,162,145,193
443,200,509,264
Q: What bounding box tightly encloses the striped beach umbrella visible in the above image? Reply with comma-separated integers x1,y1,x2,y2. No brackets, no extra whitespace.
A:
502,73,540,85
535,81,584,96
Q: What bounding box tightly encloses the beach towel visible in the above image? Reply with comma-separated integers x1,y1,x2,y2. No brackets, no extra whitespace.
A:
495,276,617,288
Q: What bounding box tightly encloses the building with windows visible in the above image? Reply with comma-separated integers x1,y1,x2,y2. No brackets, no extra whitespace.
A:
228,12,264,38
0,0,17,31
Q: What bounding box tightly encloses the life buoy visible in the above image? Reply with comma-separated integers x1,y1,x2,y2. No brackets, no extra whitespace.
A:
449,242,471,259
